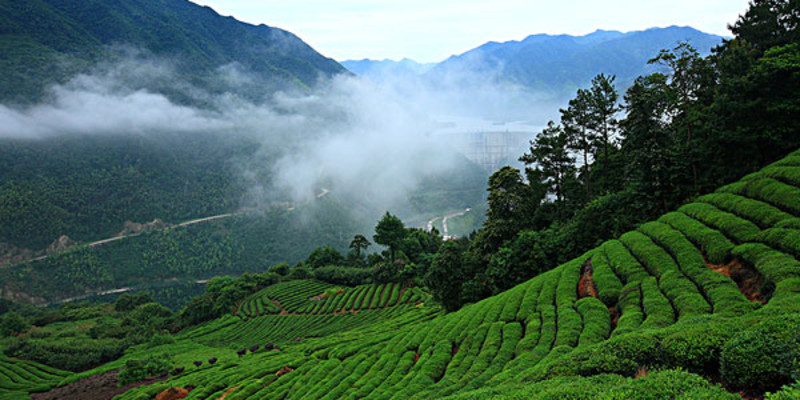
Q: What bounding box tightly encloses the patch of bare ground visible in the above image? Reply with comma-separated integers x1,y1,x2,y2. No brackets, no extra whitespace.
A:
216,386,239,400
31,370,168,400
707,257,767,303
271,298,296,315
578,259,599,299
609,305,620,330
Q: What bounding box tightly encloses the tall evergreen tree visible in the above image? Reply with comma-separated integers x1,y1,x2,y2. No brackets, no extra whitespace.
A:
520,121,575,203
373,212,406,262
587,73,621,191
649,42,712,192
561,88,596,202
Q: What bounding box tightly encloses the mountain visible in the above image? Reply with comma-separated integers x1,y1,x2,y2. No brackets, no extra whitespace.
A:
341,58,436,78
0,0,345,103
426,26,725,96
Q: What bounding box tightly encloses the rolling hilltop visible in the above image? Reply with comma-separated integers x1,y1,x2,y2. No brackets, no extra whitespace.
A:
2,149,798,399
0,0,345,103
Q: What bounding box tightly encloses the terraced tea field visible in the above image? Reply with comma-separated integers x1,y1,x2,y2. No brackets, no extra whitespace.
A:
237,281,422,318
4,151,799,399
98,152,800,399
0,355,71,400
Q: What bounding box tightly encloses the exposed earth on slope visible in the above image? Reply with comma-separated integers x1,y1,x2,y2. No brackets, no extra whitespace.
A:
31,370,167,400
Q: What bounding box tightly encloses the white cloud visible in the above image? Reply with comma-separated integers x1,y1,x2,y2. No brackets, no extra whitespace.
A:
190,0,750,62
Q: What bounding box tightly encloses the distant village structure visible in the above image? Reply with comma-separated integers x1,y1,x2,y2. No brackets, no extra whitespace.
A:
435,119,538,172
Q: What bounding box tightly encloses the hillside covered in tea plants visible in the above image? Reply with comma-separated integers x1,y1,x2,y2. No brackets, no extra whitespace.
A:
1,148,798,400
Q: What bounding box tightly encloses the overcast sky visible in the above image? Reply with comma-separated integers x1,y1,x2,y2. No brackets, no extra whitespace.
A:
191,0,751,63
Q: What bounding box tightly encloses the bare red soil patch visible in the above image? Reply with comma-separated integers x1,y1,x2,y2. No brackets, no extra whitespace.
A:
707,258,767,303
216,386,239,400
155,386,190,400
578,259,599,299
609,305,620,330
31,370,167,400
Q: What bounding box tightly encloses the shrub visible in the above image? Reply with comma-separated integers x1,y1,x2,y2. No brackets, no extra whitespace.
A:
732,243,800,284
576,297,610,347
766,383,800,400
270,263,291,276
0,312,30,337
614,283,644,336
721,313,800,391
659,318,740,374
607,368,740,399
679,203,760,243
114,292,154,312
659,212,734,265
758,228,800,259
592,250,623,307
640,277,675,330
603,240,649,283
719,177,800,216
697,193,794,229
118,354,173,386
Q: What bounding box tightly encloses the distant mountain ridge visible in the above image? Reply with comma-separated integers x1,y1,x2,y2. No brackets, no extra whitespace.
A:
341,58,435,78
428,26,724,95
344,26,724,97
0,0,345,103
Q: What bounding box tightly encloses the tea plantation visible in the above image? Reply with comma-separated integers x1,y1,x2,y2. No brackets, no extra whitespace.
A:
4,150,786,399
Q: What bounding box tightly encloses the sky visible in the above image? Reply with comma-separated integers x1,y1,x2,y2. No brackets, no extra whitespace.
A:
190,0,750,63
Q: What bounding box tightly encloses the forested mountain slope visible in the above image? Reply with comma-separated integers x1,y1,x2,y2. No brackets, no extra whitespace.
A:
0,0,345,103
34,148,796,400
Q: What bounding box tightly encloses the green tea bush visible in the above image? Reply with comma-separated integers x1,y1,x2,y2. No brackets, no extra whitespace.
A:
613,282,644,336
515,314,541,355
679,203,761,243
640,277,675,330
576,297,610,347
659,318,740,374
591,250,623,307
554,306,581,347
555,259,583,307
721,313,800,391
118,354,172,386
758,228,800,258
719,177,800,216
698,193,794,228
732,243,800,284
499,284,526,322
603,240,649,283
659,212,734,265
776,217,800,229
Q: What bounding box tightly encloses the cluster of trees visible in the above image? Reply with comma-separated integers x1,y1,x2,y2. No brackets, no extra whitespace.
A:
299,212,443,286
0,293,176,371
424,0,799,310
